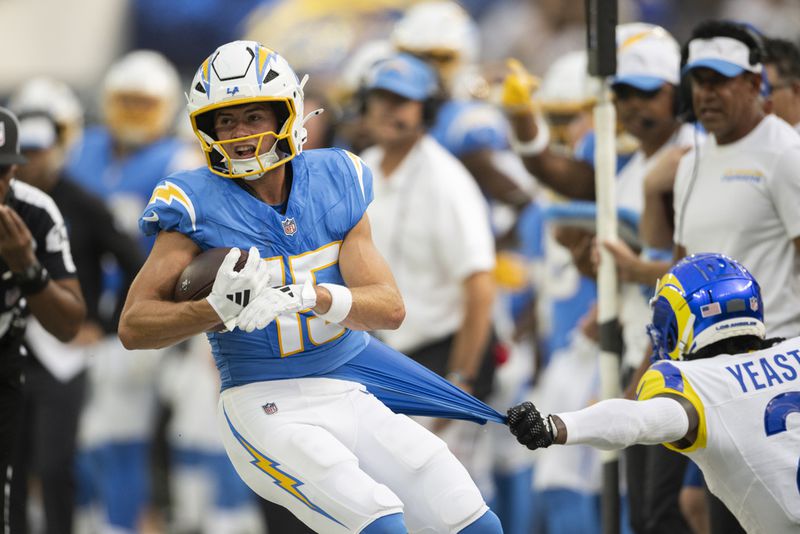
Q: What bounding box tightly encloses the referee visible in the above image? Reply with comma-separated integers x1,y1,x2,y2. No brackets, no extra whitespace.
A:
0,106,85,531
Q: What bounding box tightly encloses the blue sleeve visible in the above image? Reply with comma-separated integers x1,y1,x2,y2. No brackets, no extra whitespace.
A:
340,150,373,229
432,103,509,157
139,178,203,244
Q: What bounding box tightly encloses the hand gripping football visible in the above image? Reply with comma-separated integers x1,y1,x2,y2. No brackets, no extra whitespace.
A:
173,247,249,302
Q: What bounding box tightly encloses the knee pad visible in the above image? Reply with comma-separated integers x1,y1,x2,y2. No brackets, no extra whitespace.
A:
360,512,407,534
457,510,502,534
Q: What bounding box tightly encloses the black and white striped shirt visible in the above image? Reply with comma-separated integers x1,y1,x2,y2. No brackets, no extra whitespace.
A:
0,179,76,354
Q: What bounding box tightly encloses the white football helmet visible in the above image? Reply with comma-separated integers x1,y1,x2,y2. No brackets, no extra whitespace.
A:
9,77,84,151
186,41,315,179
103,50,181,147
538,51,599,115
391,1,479,76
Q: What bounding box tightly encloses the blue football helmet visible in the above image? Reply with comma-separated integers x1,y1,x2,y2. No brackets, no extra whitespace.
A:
647,253,765,360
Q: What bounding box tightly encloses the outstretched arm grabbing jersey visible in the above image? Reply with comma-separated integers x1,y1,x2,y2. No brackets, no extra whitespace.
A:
118,212,404,350
507,393,698,451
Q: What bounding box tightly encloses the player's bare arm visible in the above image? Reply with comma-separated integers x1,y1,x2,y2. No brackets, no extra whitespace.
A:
0,205,85,341
448,271,495,387
460,149,533,209
119,230,221,349
333,212,405,331
502,60,596,200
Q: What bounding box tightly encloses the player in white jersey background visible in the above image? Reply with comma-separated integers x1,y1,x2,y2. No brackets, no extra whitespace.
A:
507,252,800,534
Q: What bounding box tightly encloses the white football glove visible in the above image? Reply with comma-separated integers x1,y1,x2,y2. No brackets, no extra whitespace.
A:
237,278,317,333
206,247,271,330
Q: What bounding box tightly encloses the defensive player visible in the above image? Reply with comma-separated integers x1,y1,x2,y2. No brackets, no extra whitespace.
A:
507,253,800,534
119,41,503,534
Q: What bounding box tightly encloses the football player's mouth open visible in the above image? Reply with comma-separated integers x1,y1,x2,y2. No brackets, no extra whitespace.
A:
232,143,258,158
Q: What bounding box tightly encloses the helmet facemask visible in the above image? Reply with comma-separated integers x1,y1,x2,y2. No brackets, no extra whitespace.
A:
191,98,297,180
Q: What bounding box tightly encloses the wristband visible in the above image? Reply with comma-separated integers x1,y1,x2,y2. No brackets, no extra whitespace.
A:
13,263,51,295
509,115,551,157
315,283,352,324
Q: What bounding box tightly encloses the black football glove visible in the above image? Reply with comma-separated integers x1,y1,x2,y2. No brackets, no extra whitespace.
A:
507,401,555,450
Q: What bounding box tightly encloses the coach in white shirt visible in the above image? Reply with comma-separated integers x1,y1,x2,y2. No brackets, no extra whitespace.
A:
360,54,496,398
674,20,800,340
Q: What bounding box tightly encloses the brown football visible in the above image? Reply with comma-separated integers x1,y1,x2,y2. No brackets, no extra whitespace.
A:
173,247,249,302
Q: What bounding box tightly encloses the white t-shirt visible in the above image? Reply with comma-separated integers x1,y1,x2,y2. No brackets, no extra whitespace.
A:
362,135,496,353
618,123,699,369
637,338,800,534
674,115,800,338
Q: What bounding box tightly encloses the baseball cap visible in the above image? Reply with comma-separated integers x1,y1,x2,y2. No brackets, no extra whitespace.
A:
613,23,681,91
364,53,438,101
683,36,762,78
0,107,27,165
19,115,58,151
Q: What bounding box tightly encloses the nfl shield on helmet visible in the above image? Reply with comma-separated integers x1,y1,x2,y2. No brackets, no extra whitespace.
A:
647,253,765,361
186,40,318,180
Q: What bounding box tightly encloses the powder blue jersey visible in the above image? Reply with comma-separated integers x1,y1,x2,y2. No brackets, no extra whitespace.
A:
139,149,373,389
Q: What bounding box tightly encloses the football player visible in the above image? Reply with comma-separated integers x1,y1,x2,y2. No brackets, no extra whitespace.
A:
66,50,201,533
508,253,800,534
392,0,535,213
119,41,503,534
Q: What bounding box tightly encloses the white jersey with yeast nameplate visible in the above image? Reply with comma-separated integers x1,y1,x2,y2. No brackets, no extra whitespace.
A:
637,338,800,534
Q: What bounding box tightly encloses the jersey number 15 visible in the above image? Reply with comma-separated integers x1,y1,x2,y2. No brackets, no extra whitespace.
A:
263,242,346,357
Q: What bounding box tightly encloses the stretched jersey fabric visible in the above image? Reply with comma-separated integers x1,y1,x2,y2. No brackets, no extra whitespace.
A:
636,339,800,534
140,149,372,389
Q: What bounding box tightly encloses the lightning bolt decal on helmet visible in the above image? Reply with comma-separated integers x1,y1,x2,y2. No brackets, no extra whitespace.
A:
647,253,766,361
186,41,318,180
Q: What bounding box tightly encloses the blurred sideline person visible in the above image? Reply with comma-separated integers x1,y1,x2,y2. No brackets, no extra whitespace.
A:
507,253,800,534
514,50,603,534
360,53,497,498
157,337,263,533
589,20,800,533
764,37,800,131
8,76,84,156
392,0,536,220
606,20,800,367
333,39,395,155
0,107,85,533
65,50,201,534
7,79,142,534
119,40,503,534
391,5,537,526
503,23,699,534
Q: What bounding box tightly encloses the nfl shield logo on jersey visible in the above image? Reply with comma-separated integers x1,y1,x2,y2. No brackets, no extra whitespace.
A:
749,296,759,311
262,402,278,415
281,217,297,236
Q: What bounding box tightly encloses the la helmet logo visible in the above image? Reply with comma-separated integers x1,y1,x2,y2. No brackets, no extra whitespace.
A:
262,402,278,415
281,217,297,236
0,122,5,147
